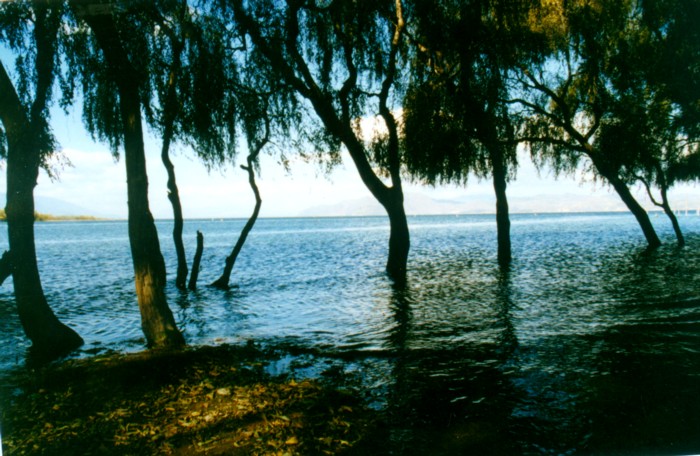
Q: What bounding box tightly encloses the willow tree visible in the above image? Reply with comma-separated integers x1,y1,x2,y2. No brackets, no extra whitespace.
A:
144,1,236,289
402,0,532,266
600,0,700,247
228,0,411,284
68,1,184,348
0,1,83,358
511,0,662,248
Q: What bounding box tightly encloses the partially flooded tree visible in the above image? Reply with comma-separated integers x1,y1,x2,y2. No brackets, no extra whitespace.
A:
68,1,184,348
0,1,83,358
600,0,700,247
211,96,269,289
228,0,412,284
511,0,662,248
144,1,236,289
402,0,529,266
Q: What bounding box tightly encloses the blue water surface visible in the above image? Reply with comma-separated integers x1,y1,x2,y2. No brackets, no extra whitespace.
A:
1,212,699,454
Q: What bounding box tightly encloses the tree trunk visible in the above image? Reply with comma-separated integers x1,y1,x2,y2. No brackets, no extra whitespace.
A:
0,251,13,286
660,197,685,247
383,188,410,286
640,168,685,247
5,140,84,358
594,159,661,248
211,157,263,290
188,231,204,291
491,146,512,266
0,24,83,359
75,7,185,348
161,120,188,289
160,40,188,289
231,0,411,283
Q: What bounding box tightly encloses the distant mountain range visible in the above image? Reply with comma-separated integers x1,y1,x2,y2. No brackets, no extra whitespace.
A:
299,191,700,217
2,190,698,219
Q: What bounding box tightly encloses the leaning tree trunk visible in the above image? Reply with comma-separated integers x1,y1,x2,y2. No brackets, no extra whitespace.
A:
491,146,512,266
640,168,685,247
211,150,264,290
658,190,685,247
593,158,661,248
5,140,84,358
0,21,83,358
76,6,185,348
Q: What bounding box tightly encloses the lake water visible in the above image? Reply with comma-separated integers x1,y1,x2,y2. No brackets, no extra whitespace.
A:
1,212,700,454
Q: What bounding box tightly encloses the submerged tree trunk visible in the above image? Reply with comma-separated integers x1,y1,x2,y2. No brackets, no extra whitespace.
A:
491,146,512,266
76,7,184,348
188,231,204,291
383,188,410,286
211,147,264,290
0,11,83,359
593,157,661,248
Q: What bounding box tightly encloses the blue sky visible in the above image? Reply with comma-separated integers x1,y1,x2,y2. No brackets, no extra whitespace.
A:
0,48,697,219
1,100,698,219
0,107,685,219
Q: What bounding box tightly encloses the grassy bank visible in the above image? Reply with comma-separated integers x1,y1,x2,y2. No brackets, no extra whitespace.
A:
0,345,379,455
0,209,99,222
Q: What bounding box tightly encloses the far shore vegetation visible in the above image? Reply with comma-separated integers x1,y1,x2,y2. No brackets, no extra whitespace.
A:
0,209,100,222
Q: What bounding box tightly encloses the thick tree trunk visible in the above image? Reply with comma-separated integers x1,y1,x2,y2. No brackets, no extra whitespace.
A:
76,7,184,348
383,188,410,286
5,141,84,358
0,25,83,358
594,160,661,248
491,147,512,266
188,231,204,291
211,158,263,290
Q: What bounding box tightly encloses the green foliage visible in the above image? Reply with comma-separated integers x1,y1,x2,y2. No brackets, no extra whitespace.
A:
513,0,699,199
401,0,526,186
0,1,65,172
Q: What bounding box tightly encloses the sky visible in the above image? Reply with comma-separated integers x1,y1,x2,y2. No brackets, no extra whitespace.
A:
0,52,697,220
0,101,694,220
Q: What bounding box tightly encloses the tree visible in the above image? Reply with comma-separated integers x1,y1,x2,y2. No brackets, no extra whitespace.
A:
144,1,236,289
511,0,662,248
69,1,184,348
402,0,526,266
0,0,83,358
599,0,700,246
228,0,412,284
